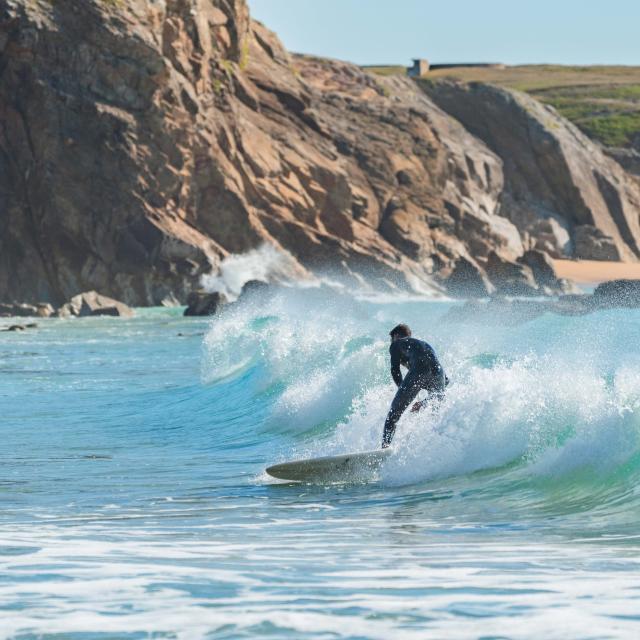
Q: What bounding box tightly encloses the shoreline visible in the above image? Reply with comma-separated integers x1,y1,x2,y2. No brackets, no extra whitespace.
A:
553,259,640,284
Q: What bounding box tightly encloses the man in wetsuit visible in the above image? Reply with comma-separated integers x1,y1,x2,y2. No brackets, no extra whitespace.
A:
382,323,448,448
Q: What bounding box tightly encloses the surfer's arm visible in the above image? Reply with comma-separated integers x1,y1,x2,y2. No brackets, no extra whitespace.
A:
389,343,403,387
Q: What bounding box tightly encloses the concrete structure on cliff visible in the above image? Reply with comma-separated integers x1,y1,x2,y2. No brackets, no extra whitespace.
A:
408,59,430,77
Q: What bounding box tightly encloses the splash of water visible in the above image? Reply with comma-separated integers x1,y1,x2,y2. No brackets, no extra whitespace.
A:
202,285,640,490
200,243,303,299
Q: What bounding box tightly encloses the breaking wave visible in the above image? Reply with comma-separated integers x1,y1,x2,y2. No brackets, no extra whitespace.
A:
203,284,640,510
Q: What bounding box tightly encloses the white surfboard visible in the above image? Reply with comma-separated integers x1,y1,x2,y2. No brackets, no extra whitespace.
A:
266,448,392,482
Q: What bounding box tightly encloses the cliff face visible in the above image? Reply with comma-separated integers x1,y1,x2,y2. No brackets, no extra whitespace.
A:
423,82,640,263
0,0,526,304
0,0,638,305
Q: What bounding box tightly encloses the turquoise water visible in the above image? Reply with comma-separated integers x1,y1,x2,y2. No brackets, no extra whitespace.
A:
2,287,640,638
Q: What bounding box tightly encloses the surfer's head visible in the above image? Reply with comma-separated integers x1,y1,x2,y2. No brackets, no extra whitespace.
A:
389,324,411,342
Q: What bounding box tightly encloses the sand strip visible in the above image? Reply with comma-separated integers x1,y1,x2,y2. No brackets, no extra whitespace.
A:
553,260,640,284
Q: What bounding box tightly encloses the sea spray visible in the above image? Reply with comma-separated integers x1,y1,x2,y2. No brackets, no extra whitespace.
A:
202,285,640,489
199,243,304,299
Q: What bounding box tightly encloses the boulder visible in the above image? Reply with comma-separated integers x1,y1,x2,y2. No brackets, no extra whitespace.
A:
445,280,640,322
1,302,35,317
444,256,494,298
35,303,55,317
592,279,640,308
485,251,538,296
235,280,275,303
0,302,53,317
184,291,230,317
517,249,561,291
56,291,135,318
1,323,38,332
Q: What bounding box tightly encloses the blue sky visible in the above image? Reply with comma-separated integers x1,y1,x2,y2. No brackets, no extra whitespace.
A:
248,0,640,66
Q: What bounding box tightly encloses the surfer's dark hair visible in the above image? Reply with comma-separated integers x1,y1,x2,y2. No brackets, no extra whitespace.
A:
389,324,411,339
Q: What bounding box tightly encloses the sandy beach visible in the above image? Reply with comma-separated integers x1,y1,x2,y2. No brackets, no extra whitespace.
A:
553,259,640,284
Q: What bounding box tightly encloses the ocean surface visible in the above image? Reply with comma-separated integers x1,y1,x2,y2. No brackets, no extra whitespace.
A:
2,286,640,639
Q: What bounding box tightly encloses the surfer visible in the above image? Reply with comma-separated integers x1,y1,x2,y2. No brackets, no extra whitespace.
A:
382,324,448,448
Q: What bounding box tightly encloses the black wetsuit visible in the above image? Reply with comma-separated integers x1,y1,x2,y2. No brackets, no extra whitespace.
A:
382,337,448,447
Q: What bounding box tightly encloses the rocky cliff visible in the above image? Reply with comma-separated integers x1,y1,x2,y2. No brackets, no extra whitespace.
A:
422,81,640,263
0,0,638,305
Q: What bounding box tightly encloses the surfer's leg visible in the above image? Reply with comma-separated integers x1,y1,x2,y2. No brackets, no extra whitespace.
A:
421,372,447,411
382,375,421,447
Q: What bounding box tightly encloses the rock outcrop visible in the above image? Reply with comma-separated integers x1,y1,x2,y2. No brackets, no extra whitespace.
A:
0,1,637,306
0,0,554,305
606,148,640,178
56,291,134,318
184,290,228,316
0,302,54,317
485,251,538,296
422,81,640,263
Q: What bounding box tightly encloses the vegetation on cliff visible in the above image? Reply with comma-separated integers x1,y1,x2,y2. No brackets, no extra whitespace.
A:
420,65,640,150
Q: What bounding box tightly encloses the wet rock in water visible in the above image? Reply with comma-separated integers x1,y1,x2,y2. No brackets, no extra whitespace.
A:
518,250,558,289
184,291,229,317
445,278,640,323
592,279,640,308
0,302,54,317
241,279,271,295
56,291,135,318
0,303,33,317
444,257,494,298
485,251,538,296
1,323,38,332
35,303,55,317
235,279,276,303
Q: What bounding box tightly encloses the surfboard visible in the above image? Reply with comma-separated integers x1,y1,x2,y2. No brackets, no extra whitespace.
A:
266,448,392,482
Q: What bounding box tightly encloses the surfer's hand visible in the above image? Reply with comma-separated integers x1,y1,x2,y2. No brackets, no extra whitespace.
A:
410,401,423,413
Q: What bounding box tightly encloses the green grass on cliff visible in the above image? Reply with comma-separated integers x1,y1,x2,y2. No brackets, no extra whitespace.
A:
362,65,407,76
366,64,640,148
421,65,640,149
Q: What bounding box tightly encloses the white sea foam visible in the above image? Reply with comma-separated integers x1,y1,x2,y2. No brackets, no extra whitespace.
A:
7,285,640,640
199,243,302,299
2,525,640,639
202,285,640,486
